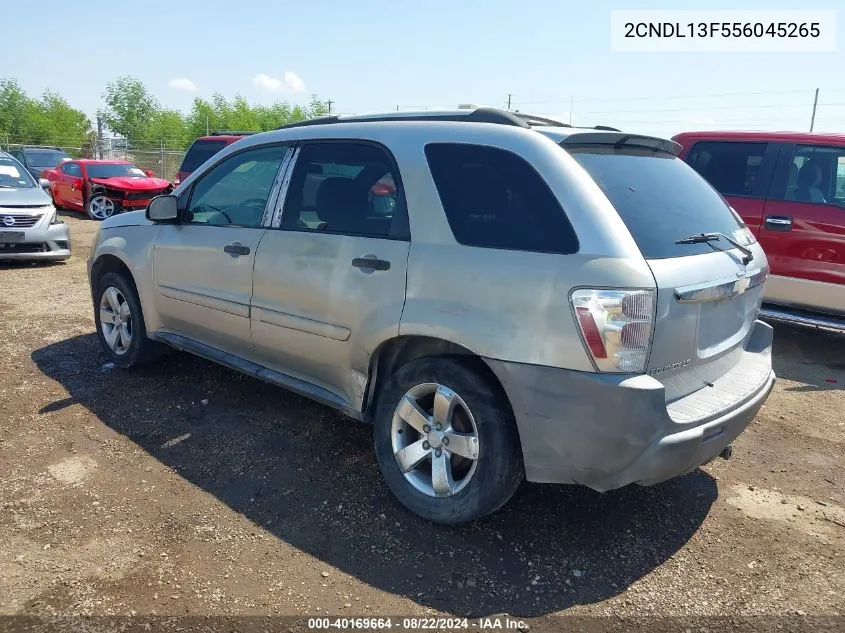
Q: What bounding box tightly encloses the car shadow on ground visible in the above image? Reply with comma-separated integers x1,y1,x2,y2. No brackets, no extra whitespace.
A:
32,333,717,618
770,323,844,392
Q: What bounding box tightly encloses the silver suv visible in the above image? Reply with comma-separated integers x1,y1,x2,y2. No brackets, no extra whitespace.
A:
87,108,776,523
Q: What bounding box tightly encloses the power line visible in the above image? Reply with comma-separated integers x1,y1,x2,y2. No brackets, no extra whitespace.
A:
513,88,822,106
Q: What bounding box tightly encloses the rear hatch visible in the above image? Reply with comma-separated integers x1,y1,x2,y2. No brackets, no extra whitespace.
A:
563,135,768,403
177,138,231,182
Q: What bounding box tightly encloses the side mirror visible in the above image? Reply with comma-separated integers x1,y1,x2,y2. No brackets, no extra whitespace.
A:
39,178,50,193
146,194,179,223
145,169,155,178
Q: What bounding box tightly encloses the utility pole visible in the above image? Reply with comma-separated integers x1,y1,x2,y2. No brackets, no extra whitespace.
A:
506,93,512,111
96,116,103,159
810,88,819,132
326,99,334,114
206,115,209,136
569,96,573,125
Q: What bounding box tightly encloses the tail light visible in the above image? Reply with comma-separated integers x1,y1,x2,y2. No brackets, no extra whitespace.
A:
571,289,655,373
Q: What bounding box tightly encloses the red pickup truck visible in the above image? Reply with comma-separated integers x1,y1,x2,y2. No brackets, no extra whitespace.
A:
673,131,845,333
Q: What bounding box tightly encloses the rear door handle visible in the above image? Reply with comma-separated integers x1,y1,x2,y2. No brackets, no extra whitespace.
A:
351,255,390,271
764,216,792,231
224,242,251,256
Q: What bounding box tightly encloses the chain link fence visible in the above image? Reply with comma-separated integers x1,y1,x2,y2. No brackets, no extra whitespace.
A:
98,140,186,181
1,139,187,182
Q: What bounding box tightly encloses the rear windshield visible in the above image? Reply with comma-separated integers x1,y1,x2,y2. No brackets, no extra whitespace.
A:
24,149,71,168
566,145,746,259
180,139,229,173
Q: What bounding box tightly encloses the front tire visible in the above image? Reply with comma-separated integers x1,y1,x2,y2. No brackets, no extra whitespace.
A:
373,356,524,524
86,190,119,221
94,272,159,368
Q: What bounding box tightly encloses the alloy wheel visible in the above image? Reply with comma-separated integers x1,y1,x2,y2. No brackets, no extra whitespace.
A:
391,382,480,497
99,287,133,355
89,195,115,220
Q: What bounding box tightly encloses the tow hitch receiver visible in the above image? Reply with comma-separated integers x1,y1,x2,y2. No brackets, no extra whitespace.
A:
719,445,733,460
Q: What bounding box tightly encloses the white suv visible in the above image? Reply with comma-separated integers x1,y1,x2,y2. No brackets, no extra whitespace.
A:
88,108,775,523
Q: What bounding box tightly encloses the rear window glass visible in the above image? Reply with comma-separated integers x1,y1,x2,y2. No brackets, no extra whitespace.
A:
685,141,767,197
425,143,578,254
567,146,745,259
180,140,229,173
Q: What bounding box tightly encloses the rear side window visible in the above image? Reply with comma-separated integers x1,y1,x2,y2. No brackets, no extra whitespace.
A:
685,141,767,197
180,139,229,173
424,143,578,254
568,146,745,260
282,142,401,238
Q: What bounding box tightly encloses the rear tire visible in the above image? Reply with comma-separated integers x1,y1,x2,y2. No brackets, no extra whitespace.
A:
373,356,524,524
94,271,160,369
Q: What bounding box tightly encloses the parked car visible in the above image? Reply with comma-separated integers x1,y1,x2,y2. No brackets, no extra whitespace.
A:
7,146,72,180
175,132,256,185
673,131,845,333
0,151,71,262
42,160,173,220
87,108,775,523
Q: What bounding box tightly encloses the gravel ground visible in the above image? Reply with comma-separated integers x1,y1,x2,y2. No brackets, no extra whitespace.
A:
0,213,843,632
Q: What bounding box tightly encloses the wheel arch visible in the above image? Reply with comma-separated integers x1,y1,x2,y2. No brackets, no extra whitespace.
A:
90,253,138,298
362,335,515,427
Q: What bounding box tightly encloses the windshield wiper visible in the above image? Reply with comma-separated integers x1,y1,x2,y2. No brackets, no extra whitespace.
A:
675,232,754,264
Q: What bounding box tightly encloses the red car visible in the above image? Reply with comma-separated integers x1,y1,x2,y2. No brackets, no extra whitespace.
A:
43,159,173,221
175,132,255,185
673,130,845,332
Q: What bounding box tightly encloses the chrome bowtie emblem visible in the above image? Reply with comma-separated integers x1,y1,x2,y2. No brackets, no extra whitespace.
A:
2,216,15,226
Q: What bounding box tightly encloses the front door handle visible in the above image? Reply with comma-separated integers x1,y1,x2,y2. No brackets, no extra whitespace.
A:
351,255,390,271
764,216,792,232
224,242,251,256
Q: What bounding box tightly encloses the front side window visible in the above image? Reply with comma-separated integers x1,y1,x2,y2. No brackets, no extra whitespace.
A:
425,143,578,254
186,144,288,227
282,142,400,238
686,141,768,198
61,162,82,177
779,144,845,206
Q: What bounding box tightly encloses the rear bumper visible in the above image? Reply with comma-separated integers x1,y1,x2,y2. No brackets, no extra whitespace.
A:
0,223,71,262
485,319,775,491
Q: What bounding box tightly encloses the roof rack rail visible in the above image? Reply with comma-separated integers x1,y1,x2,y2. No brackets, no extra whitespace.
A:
209,130,258,136
272,108,625,134
275,107,532,130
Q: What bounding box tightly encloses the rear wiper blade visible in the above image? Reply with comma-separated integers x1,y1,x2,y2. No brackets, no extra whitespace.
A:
675,232,754,264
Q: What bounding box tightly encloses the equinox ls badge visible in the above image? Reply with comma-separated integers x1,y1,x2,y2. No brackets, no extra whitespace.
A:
650,359,692,376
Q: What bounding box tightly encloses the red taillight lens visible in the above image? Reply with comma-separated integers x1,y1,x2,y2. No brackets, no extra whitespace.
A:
575,306,608,359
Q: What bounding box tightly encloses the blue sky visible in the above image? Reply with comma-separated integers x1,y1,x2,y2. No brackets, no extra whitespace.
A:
6,0,843,139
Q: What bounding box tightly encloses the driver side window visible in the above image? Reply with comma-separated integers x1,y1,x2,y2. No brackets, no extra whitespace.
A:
186,144,288,227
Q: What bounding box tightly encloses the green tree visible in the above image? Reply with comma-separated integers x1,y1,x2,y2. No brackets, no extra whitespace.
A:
100,76,158,140
0,78,91,150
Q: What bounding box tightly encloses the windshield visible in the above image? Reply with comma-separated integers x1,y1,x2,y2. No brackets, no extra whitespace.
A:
24,149,71,168
180,140,228,173
565,145,748,259
0,157,36,188
86,163,146,179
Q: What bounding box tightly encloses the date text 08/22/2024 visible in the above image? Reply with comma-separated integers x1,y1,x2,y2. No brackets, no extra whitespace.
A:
306,616,529,630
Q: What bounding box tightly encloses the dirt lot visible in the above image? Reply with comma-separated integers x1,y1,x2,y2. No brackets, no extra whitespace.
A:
1,212,843,631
